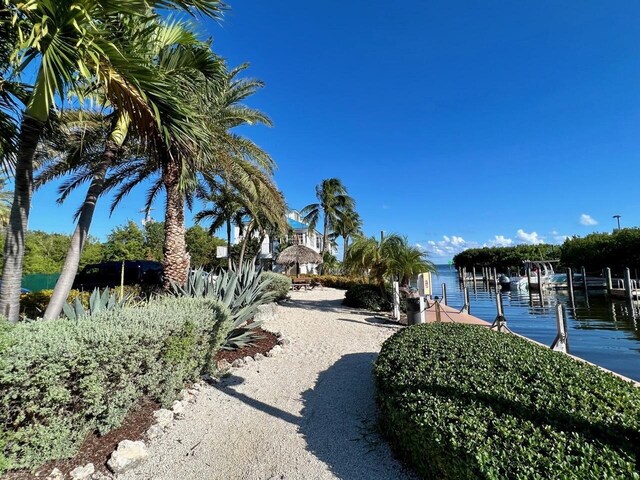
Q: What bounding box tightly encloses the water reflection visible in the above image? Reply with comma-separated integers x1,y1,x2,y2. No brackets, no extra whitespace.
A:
434,267,640,381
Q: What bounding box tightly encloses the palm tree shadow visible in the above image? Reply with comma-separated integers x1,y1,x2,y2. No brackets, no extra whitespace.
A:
298,353,418,479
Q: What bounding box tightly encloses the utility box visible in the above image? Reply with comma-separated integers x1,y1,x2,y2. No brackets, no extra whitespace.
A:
417,272,432,297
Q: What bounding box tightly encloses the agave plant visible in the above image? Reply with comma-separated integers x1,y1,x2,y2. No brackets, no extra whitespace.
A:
173,262,275,348
62,288,130,321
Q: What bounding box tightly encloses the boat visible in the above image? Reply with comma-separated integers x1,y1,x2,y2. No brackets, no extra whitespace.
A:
547,273,606,290
509,260,558,290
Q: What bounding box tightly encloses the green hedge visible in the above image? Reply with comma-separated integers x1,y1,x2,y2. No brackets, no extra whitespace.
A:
343,284,392,311
261,271,291,301
0,297,230,472
299,274,366,290
375,324,640,479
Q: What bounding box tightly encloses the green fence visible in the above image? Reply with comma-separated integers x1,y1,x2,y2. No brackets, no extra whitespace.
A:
22,273,60,292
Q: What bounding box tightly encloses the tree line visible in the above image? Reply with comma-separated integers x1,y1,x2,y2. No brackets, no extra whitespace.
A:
453,228,640,274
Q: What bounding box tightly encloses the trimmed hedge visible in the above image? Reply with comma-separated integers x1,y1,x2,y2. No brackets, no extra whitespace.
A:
0,297,230,472
343,284,392,311
299,274,366,290
375,324,640,479
261,271,291,301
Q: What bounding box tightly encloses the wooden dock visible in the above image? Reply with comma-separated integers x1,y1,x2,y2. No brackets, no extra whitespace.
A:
610,288,640,300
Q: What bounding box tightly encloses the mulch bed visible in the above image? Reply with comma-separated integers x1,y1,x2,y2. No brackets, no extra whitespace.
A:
6,330,279,479
214,327,279,364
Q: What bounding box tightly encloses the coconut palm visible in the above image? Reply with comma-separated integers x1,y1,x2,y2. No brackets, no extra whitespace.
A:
106,62,274,285
331,208,362,263
386,236,436,286
0,175,12,226
301,178,355,261
35,19,222,319
0,0,225,322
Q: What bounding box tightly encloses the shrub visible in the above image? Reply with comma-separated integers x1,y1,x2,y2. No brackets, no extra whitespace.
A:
0,297,230,472
374,324,640,479
300,274,366,290
261,271,291,301
20,289,90,319
343,284,392,311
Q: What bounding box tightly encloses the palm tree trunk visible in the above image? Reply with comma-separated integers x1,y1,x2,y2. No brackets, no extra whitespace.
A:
343,235,349,264
226,219,232,270
43,146,115,320
162,160,189,289
0,116,44,323
238,222,254,269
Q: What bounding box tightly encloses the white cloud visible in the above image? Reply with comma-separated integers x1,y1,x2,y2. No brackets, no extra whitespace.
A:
451,235,465,246
490,235,513,247
516,229,543,245
424,235,469,258
580,214,598,226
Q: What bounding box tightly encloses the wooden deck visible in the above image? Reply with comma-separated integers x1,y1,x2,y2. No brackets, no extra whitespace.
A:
610,288,640,299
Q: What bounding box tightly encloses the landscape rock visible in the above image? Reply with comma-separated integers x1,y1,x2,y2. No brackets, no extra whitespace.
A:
191,382,202,390
91,473,113,480
277,337,291,346
146,424,164,440
266,345,283,357
152,408,174,428
231,358,245,368
70,463,94,480
217,359,232,370
46,468,64,480
243,355,255,364
172,400,185,417
254,353,266,361
107,440,149,474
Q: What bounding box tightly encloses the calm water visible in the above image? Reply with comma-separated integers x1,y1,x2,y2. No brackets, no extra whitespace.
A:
433,266,640,382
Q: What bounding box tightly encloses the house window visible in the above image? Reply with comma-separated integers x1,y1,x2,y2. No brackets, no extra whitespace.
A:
294,233,304,245
316,236,321,250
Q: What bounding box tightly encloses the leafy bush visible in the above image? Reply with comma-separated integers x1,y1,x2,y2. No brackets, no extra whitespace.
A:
20,289,90,319
261,271,291,301
375,324,640,479
343,284,391,311
0,297,230,472
300,274,366,290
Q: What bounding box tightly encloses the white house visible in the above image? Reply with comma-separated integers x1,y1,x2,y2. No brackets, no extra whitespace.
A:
222,210,325,274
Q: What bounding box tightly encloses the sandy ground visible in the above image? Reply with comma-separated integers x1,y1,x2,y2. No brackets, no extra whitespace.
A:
121,288,418,480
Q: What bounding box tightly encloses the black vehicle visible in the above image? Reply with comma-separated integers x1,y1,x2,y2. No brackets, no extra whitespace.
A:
72,260,163,290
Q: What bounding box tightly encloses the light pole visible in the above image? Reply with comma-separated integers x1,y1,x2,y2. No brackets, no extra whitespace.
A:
613,215,621,231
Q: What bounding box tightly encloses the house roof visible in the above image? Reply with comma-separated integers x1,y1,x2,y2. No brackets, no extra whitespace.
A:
288,218,309,230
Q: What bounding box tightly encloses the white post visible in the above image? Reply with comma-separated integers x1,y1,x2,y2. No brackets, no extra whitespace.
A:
551,304,569,353
392,281,400,321
419,295,426,324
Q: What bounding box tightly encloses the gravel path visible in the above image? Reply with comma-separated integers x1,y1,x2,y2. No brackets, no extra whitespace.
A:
121,288,417,480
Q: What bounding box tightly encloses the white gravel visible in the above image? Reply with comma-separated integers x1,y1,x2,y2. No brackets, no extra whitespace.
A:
121,288,418,480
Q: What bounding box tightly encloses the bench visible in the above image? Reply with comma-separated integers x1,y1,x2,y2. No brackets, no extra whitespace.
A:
291,277,311,290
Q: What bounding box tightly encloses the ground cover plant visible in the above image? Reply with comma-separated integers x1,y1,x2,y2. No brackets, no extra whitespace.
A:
375,323,640,479
299,274,366,290
0,297,230,472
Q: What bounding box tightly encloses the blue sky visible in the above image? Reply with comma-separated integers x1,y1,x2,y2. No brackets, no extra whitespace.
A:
31,1,640,262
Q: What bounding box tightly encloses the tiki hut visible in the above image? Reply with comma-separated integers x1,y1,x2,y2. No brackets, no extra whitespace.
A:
276,245,323,275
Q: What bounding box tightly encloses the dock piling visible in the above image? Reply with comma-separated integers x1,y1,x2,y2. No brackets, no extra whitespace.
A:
624,267,633,303
551,304,569,354
605,267,612,294
441,283,447,306
536,269,544,302
472,266,477,284
392,281,400,321
490,292,512,333
567,267,575,310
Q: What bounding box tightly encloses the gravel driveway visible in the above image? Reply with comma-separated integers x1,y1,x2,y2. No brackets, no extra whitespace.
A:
121,288,417,480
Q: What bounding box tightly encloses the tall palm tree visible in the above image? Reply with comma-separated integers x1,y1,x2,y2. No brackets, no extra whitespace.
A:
301,178,355,260
106,62,274,285
331,208,363,263
35,19,222,319
0,0,225,322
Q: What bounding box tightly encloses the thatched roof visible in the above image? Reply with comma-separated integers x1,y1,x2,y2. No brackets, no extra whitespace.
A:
276,244,323,265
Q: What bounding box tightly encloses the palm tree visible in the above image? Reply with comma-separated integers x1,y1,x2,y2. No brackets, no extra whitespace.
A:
35,19,222,319
106,62,274,285
331,209,363,263
0,0,225,322
345,233,435,293
301,178,355,261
